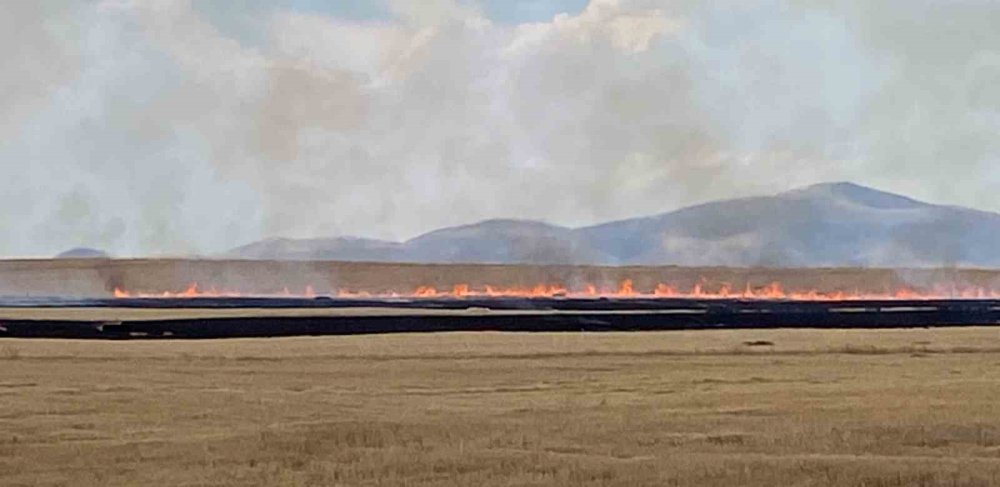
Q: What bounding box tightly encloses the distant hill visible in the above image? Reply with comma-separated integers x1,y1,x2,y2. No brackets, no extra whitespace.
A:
227,182,1000,268
400,219,605,264
228,220,602,265
56,247,110,259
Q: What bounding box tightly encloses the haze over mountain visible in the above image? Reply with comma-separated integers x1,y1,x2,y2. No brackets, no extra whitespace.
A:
227,183,1000,268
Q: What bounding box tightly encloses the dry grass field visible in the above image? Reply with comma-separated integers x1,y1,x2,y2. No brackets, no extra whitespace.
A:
4,329,1000,486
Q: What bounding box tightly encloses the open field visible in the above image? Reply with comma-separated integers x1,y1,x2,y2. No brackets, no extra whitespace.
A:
4,329,1000,486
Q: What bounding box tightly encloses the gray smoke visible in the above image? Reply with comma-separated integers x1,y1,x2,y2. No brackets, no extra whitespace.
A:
0,0,997,257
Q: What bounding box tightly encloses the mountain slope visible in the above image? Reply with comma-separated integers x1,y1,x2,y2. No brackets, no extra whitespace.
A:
400,219,609,264
56,247,110,259
227,182,1000,268
579,182,1000,267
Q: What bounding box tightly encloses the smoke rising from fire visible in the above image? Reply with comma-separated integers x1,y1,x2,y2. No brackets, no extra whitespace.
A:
0,0,998,257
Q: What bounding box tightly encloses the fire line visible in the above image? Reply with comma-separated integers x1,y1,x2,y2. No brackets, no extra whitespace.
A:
111,280,1000,301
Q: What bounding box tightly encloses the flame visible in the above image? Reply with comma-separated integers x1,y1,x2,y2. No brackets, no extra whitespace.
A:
111,281,1000,301
654,283,677,297
617,279,636,296
113,284,304,299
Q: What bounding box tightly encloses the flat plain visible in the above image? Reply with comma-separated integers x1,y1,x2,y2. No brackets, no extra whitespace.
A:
3,328,1000,486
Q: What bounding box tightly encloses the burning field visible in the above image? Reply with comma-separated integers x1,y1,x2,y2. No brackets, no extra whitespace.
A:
109,279,1000,300
0,259,999,339
3,258,1000,299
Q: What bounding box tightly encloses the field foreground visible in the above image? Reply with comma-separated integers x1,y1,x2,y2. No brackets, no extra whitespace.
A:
3,329,1000,486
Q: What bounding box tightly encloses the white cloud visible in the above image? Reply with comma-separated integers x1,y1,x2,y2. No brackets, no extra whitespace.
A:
506,0,680,56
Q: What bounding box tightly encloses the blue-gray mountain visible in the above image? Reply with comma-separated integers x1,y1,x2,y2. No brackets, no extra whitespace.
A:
56,247,110,259
227,183,1000,268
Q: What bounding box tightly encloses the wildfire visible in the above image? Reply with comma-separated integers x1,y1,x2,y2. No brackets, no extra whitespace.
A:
113,284,314,299
111,280,1000,301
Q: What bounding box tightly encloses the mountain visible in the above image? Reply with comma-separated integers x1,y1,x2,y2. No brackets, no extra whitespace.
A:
401,219,606,264
579,182,1000,267
226,182,1000,268
56,247,110,259
227,220,604,265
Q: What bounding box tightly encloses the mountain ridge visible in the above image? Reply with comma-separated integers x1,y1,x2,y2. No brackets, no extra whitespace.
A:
226,183,1000,268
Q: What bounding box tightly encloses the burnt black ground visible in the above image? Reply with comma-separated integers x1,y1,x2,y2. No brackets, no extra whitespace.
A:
0,297,997,339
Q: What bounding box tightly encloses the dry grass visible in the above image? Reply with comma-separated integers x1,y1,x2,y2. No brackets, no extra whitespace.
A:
3,328,1000,486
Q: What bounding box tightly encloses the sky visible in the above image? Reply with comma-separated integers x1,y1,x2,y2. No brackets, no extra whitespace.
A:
1,0,998,257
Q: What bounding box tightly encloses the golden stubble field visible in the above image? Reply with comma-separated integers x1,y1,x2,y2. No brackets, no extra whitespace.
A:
3,329,1000,486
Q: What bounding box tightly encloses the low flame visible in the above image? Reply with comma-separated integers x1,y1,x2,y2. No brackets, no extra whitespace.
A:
112,280,1000,301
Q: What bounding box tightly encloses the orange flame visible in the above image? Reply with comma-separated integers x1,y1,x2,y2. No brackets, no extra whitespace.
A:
112,281,1000,301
